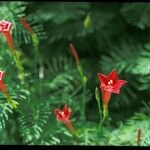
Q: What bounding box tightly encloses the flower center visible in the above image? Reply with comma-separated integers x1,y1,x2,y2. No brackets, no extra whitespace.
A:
108,79,113,85
60,111,65,117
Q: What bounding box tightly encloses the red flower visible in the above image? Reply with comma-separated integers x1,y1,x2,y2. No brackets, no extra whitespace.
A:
0,20,16,52
97,70,127,105
54,105,71,123
54,105,76,134
0,71,7,92
0,20,12,32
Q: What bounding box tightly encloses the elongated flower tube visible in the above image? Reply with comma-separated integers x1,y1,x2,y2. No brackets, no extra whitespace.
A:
0,71,18,109
54,105,77,135
0,20,16,53
0,71,7,93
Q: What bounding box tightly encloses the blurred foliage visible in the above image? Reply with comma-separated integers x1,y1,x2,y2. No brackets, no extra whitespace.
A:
0,2,149,146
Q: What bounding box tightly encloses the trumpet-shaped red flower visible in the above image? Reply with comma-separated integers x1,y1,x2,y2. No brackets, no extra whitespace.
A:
0,20,16,52
97,70,127,105
0,71,7,92
54,105,76,134
54,105,71,123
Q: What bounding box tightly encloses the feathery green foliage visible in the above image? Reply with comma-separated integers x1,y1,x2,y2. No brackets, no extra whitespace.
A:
0,2,149,145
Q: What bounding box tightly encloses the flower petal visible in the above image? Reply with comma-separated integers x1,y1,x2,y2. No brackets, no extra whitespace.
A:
0,20,12,32
63,105,71,120
107,70,118,82
112,79,127,94
54,109,61,116
97,73,108,84
54,109,63,122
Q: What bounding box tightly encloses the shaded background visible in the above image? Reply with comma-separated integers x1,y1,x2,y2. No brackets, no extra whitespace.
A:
0,2,150,145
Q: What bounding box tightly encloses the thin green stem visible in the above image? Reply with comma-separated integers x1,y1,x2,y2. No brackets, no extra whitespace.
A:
4,92,19,109
97,99,102,126
13,53,25,82
82,79,86,121
99,104,109,129
31,33,43,99
77,64,87,122
95,87,103,129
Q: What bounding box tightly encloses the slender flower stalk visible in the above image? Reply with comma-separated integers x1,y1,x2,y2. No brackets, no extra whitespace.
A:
95,87,102,127
19,16,42,97
20,17,41,74
97,70,127,128
69,43,87,122
54,105,78,136
0,71,18,109
0,20,25,82
137,128,141,146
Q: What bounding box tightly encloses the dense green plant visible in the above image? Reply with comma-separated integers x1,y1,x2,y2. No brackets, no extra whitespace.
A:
0,2,149,146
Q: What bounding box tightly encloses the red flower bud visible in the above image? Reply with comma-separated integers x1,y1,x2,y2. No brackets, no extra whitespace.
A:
70,43,80,65
19,16,33,34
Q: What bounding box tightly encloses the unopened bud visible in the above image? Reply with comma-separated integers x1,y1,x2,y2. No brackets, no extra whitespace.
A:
83,14,92,29
95,87,100,101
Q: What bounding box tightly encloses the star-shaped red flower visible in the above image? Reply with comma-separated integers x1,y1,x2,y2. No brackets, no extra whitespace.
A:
54,105,71,123
98,70,127,94
97,70,127,105
0,20,12,33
